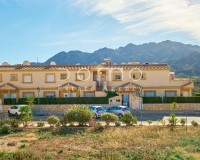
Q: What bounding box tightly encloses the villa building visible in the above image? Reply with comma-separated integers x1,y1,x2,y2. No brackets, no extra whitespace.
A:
0,59,193,108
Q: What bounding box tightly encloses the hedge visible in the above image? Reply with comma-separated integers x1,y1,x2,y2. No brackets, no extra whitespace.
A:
143,97,163,103
4,96,200,105
3,97,108,105
143,96,200,103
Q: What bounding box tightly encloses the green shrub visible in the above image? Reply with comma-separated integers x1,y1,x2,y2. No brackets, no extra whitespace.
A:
60,114,67,126
100,113,118,126
147,120,153,126
180,118,186,126
10,118,19,128
191,120,198,127
47,115,60,127
93,122,104,132
19,144,26,149
0,118,10,126
168,113,178,126
66,105,94,126
121,113,137,126
37,120,45,127
0,124,11,134
19,105,33,127
115,121,121,127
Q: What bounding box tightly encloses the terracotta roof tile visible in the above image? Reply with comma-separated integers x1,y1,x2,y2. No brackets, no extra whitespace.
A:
0,63,170,71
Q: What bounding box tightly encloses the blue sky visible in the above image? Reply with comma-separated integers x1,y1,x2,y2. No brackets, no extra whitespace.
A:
0,0,200,64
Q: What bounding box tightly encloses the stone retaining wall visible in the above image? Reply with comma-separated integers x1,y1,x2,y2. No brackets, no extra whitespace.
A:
1,103,200,113
143,103,200,110
0,104,110,114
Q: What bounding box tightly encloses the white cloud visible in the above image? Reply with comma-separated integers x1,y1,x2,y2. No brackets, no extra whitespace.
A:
74,0,200,39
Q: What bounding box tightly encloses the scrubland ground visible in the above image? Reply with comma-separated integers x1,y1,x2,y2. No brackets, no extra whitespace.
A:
0,126,200,160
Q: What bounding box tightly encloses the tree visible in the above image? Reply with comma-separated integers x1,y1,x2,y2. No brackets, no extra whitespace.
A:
19,106,33,127
168,102,179,131
26,96,35,107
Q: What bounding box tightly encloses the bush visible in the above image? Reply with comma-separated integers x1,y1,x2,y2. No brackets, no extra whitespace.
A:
121,113,137,126
168,113,178,126
66,105,94,126
37,120,45,127
0,124,11,134
180,118,186,126
93,122,104,132
147,120,153,126
19,106,33,127
10,118,19,128
191,120,198,127
0,118,10,126
100,113,118,126
47,115,60,127
60,114,67,126
115,121,121,127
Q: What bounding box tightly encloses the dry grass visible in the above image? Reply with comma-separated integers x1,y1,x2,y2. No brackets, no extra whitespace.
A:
0,126,199,159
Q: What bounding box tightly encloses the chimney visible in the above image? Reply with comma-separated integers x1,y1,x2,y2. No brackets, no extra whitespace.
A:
103,58,111,65
169,72,175,80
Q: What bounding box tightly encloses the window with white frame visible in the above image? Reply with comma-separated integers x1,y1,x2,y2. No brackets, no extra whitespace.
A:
113,74,122,81
60,73,67,80
165,91,177,97
84,92,94,97
44,92,55,98
76,73,85,81
23,92,34,98
10,74,18,81
144,91,156,97
64,93,77,98
23,74,32,83
46,74,55,83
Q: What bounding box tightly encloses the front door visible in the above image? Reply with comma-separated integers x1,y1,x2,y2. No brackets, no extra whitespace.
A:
100,74,106,86
122,94,129,107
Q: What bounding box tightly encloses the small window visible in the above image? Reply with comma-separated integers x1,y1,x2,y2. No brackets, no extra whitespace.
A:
44,92,55,98
76,73,85,81
23,92,34,98
141,73,146,80
165,91,177,97
144,91,156,97
60,73,67,80
46,74,55,83
64,93,77,98
23,74,32,83
132,74,136,79
10,74,18,81
84,92,94,97
113,74,122,81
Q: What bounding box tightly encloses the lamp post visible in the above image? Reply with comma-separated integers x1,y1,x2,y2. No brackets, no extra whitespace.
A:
37,87,40,114
139,87,143,125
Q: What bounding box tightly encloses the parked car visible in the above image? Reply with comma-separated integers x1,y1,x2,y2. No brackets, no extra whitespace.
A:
88,106,106,119
8,105,31,117
106,106,131,118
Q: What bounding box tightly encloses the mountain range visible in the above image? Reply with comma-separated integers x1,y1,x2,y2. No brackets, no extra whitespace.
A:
39,40,200,77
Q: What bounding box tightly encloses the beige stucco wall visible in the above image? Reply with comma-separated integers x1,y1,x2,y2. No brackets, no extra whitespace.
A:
0,65,193,98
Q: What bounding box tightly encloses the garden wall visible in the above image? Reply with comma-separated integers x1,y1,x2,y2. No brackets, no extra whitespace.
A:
1,103,200,114
143,103,200,110
0,104,110,114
